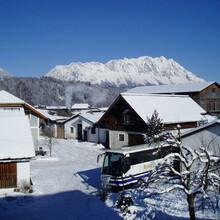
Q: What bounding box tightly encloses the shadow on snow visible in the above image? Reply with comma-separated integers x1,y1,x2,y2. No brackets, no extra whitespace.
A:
0,190,122,220
75,167,101,189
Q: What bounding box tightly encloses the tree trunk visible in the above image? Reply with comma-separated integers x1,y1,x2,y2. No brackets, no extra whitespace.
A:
49,139,52,157
187,195,196,220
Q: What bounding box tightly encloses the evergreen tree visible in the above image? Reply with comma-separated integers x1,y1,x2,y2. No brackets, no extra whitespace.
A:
145,109,164,144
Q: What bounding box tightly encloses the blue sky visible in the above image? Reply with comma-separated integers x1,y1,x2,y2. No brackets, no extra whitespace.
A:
0,0,219,81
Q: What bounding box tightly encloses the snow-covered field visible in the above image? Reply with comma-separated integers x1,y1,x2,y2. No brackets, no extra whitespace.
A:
0,138,219,219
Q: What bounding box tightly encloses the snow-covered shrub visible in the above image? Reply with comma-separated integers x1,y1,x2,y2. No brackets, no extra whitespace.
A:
14,181,33,194
116,190,134,215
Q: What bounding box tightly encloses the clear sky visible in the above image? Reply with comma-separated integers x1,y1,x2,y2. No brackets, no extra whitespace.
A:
0,0,219,81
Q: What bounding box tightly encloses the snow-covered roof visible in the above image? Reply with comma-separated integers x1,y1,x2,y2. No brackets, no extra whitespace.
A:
0,109,35,160
0,90,48,119
46,106,67,110
71,103,90,110
121,93,206,124
127,81,218,94
181,119,220,138
80,111,104,123
0,90,25,104
37,109,68,121
99,107,109,112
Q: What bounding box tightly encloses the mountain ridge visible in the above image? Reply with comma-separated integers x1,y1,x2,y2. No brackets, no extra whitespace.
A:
0,67,13,78
44,56,205,87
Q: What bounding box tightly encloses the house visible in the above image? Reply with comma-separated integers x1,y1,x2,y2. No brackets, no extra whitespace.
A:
37,105,71,117
97,93,206,149
0,90,48,150
127,81,220,116
64,111,104,143
180,120,220,171
0,107,35,192
36,108,68,139
181,119,220,155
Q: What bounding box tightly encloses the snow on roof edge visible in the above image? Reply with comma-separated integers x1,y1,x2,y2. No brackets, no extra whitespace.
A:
121,92,190,98
181,119,220,138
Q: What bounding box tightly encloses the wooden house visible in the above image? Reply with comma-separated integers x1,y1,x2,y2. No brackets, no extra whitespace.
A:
0,90,48,150
0,107,35,192
127,81,220,116
97,93,206,149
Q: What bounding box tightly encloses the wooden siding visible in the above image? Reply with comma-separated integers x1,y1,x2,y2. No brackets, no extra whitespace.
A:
164,122,198,130
128,134,145,146
178,83,220,115
98,96,147,132
0,162,17,188
197,83,220,114
57,124,64,138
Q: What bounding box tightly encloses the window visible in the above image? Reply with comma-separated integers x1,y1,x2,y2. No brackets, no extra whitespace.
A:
91,126,96,134
119,134,125,141
130,147,173,165
122,109,135,125
212,88,216,93
213,102,216,111
102,153,124,176
70,127,74,133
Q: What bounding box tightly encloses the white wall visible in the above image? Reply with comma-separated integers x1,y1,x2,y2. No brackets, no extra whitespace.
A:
64,116,99,142
182,128,220,156
98,128,108,145
64,117,81,139
110,130,129,149
17,161,31,187
88,127,99,143
181,124,220,171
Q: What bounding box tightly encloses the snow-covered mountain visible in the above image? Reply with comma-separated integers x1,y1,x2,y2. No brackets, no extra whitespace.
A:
44,56,204,87
0,67,13,78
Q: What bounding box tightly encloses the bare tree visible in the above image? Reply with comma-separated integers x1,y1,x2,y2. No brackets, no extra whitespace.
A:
41,121,57,157
141,132,220,220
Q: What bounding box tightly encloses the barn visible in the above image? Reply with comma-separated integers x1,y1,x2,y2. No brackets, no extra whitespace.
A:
0,107,35,192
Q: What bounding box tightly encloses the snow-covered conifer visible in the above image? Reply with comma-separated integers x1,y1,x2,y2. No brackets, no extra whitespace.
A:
145,109,164,144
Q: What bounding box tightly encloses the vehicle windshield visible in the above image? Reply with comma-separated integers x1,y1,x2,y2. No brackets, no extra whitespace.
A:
102,153,124,176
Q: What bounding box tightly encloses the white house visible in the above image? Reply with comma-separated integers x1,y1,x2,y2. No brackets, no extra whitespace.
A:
179,120,220,171
64,111,104,143
0,107,35,193
181,119,220,156
0,90,48,150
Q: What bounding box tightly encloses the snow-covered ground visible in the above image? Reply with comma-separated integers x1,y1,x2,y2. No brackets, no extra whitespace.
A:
0,138,219,219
